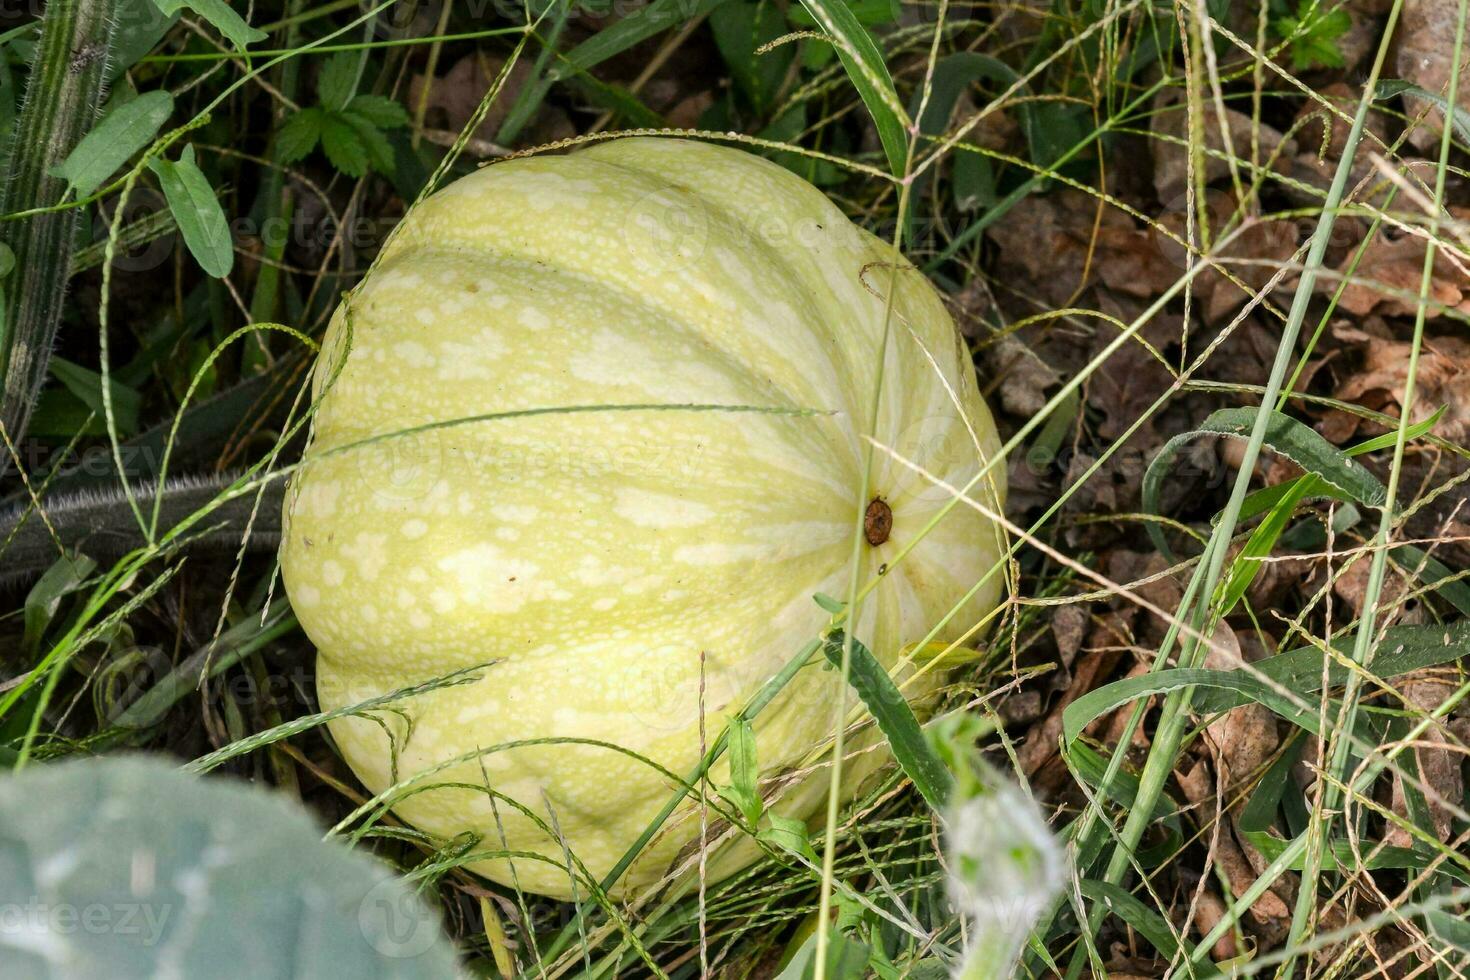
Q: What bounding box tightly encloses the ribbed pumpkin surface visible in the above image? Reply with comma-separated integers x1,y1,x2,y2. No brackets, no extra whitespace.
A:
281,138,1006,898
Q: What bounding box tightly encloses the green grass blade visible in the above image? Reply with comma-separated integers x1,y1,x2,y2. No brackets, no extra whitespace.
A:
1063,620,1470,743
1142,407,1387,559
1076,880,1219,975
821,630,952,812
793,0,908,176
548,0,733,83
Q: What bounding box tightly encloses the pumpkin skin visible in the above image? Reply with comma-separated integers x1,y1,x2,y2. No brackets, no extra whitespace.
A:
281,137,1006,900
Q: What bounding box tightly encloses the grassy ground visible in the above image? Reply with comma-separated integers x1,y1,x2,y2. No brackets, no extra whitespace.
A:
3,0,1470,976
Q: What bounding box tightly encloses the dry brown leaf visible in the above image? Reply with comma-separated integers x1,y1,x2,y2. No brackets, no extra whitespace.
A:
1017,621,1130,776
1177,753,1293,939
1155,192,1300,324
1094,224,1184,299
1150,97,1295,204
1051,603,1089,666
1085,293,1183,447
1332,551,1424,623
1190,888,1240,963
981,332,1062,418
1395,0,1470,150
1103,549,1185,645
986,190,1176,308
1332,229,1470,318
999,689,1044,725
1387,674,1465,845
665,91,714,130
1331,326,1470,443
1202,627,1280,792
408,52,532,146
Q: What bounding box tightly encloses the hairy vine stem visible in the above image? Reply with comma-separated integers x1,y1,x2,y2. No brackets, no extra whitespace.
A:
0,0,118,471
0,473,283,587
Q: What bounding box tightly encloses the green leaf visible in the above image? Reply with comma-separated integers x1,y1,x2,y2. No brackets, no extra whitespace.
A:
1218,474,1316,614
1425,910,1470,952
759,811,819,863
150,0,266,51
776,929,870,980
1077,880,1219,973
1201,408,1447,613
793,0,909,176
1064,741,1181,832
0,756,460,976
709,0,792,112
316,51,360,111
1276,1,1351,71
346,94,410,129
907,53,1014,212
1062,620,1470,744
550,0,734,82
340,109,396,175
22,552,96,657
788,0,898,27
1142,407,1387,560
1375,78,1470,144
49,356,142,435
321,114,368,177
1233,736,1467,880
812,592,845,613
1061,750,1180,870
1391,543,1470,616
275,107,324,164
149,145,233,278
723,716,763,826
49,89,174,197
1232,407,1443,528
564,75,664,130
110,0,179,77
822,630,952,811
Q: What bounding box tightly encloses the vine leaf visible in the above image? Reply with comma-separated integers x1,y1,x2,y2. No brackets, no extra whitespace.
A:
50,89,173,198
0,756,459,976
276,107,325,163
150,0,266,51
149,144,233,278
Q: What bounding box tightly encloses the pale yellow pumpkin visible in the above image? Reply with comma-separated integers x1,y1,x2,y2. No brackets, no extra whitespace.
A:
281,137,1006,899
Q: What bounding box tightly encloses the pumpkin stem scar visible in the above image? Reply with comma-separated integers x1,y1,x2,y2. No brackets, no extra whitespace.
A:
864,497,892,546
